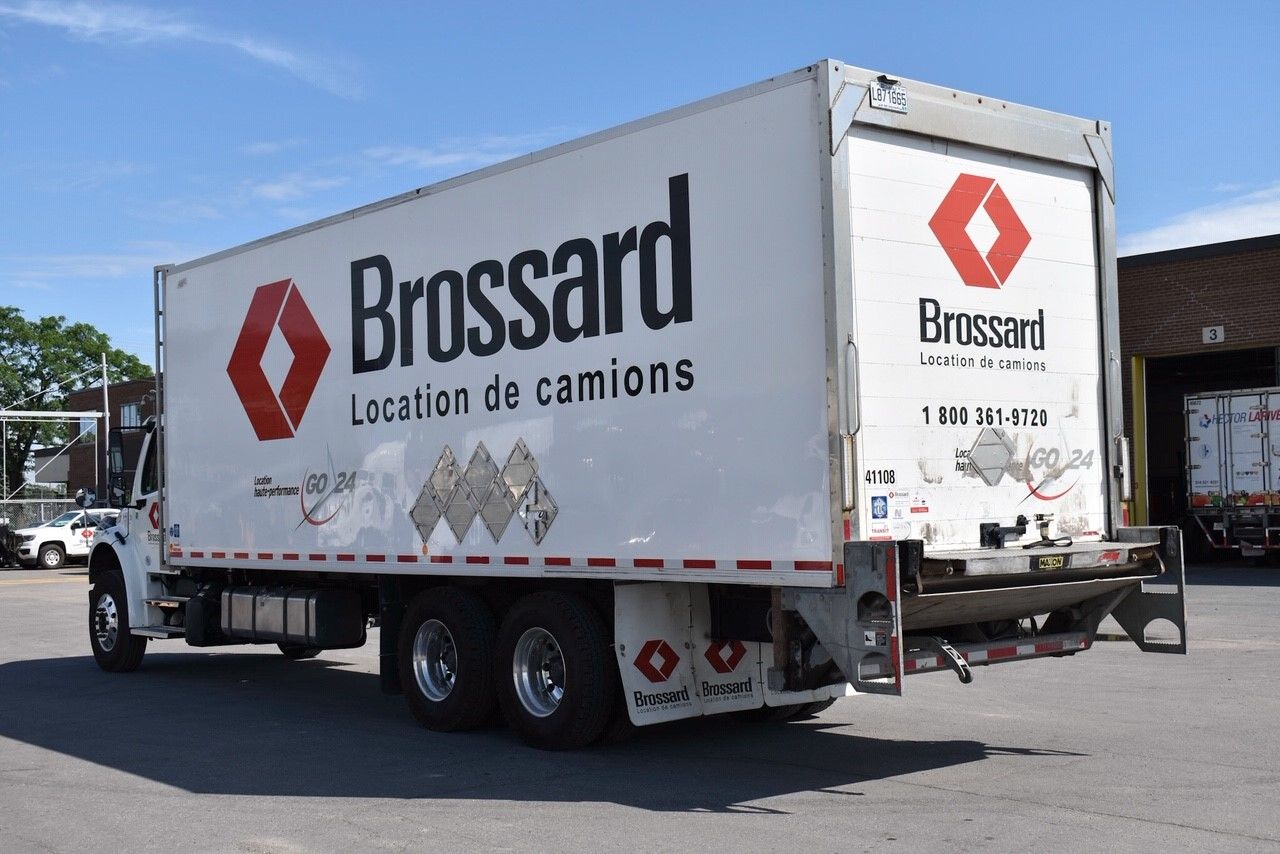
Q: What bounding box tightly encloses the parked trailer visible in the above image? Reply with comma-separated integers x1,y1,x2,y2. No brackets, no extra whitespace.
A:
1186,387,1280,556
88,61,1185,749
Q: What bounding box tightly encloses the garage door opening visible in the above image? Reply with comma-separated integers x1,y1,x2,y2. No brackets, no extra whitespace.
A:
1142,347,1279,525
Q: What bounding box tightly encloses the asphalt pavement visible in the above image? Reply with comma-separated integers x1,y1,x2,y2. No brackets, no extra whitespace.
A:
1,562,1277,853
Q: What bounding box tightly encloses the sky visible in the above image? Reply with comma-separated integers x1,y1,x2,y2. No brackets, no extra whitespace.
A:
1,0,1279,368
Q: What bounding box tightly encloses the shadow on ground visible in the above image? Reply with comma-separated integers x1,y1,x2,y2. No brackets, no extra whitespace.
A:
0,651,1082,812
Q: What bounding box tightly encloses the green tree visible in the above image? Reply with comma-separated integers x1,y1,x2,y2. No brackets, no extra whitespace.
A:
0,308,150,499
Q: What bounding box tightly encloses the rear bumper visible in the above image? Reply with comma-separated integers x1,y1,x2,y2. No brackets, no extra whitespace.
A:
782,526,1186,696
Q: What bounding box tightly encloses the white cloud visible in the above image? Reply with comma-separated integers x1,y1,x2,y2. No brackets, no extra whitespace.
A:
240,138,303,157
246,172,346,202
0,241,211,280
0,1,360,98
1119,182,1280,255
364,130,576,173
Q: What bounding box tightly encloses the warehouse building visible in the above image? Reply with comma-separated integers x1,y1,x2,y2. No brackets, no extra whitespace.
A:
1119,235,1280,533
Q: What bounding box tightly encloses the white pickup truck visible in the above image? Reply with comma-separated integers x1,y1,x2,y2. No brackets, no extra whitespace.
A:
14,509,118,569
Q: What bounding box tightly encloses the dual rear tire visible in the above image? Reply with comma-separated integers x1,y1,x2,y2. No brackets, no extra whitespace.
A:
398,588,616,750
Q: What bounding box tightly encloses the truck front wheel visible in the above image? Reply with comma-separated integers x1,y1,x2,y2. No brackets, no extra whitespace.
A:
398,587,498,732
89,570,147,672
495,592,616,750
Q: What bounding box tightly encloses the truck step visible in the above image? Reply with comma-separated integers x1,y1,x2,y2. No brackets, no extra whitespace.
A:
148,567,183,576
133,625,185,638
144,596,190,609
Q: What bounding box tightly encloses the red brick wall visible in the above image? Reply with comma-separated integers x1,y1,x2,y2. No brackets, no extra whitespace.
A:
65,378,157,497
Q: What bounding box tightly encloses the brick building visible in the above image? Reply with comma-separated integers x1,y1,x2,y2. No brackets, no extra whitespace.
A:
65,377,157,499
1118,235,1280,525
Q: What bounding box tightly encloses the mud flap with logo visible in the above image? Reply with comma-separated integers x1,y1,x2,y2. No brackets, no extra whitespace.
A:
614,582,704,726
782,541,905,696
615,582,848,726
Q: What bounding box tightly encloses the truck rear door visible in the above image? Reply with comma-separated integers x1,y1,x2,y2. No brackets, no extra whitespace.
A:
846,125,1108,550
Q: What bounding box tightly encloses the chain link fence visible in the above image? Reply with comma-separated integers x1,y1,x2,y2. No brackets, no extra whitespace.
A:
1,500,82,567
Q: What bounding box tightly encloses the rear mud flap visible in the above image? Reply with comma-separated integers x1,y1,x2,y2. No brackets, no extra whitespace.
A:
1111,526,1188,654
782,541,904,696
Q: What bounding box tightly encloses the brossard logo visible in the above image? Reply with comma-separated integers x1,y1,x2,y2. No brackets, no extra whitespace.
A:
928,174,1031,289
228,174,692,441
919,174,1043,354
227,279,332,441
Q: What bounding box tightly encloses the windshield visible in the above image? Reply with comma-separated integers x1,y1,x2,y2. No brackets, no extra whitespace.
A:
45,512,83,527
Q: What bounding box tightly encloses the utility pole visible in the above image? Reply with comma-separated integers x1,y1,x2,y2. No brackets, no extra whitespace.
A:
100,353,110,504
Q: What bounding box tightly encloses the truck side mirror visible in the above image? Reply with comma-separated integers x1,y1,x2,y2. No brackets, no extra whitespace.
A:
108,472,133,509
74,487,96,509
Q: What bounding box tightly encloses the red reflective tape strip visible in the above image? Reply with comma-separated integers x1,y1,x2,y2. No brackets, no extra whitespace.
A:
793,561,831,571
396,555,418,563
544,556,571,566
737,560,771,570
282,553,300,561
835,563,845,586
367,554,386,563
504,556,529,566
587,557,615,568
465,556,489,565
633,558,664,569
211,552,226,559
988,645,1019,660
683,559,716,569
190,551,205,559
234,552,249,560
336,554,356,562
256,552,272,560
1034,641,1063,655
843,518,852,540
429,555,452,564
308,553,325,561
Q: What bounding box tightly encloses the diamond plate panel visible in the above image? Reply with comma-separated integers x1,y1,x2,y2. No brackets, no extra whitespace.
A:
520,476,558,545
409,483,442,541
443,480,480,541
464,443,500,496
967,427,1015,486
478,480,519,542
428,446,462,507
501,439,539,503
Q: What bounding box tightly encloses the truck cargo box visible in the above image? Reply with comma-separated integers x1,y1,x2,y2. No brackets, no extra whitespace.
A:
158,62,1129,589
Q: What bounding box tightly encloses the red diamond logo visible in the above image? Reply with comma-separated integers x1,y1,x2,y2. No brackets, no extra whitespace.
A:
634,639,680,683
703,639,747,674
226,279,331,441
928,174,1031,289
148,501,160,530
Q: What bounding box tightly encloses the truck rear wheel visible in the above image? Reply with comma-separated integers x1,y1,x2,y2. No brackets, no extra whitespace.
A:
398,587,497,732
495,591,616,750
89,570,147,672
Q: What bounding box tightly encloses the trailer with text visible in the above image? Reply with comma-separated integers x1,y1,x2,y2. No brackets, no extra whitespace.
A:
1185,387,1280,556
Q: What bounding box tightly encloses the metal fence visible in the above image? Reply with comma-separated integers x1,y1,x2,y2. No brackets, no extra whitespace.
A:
1,500,83,566
1,499,81,531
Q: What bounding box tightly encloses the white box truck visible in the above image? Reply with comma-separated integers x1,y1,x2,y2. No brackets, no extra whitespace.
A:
88,60,1185,749
1185,387,1280,556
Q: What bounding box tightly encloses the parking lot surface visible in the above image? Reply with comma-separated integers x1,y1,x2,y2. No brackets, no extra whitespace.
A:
1,563,1277,853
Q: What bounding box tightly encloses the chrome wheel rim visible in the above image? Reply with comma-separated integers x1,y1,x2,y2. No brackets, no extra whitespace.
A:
412,619,457,702
94,593,119,652
512,627,564,718
42,549,60,567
